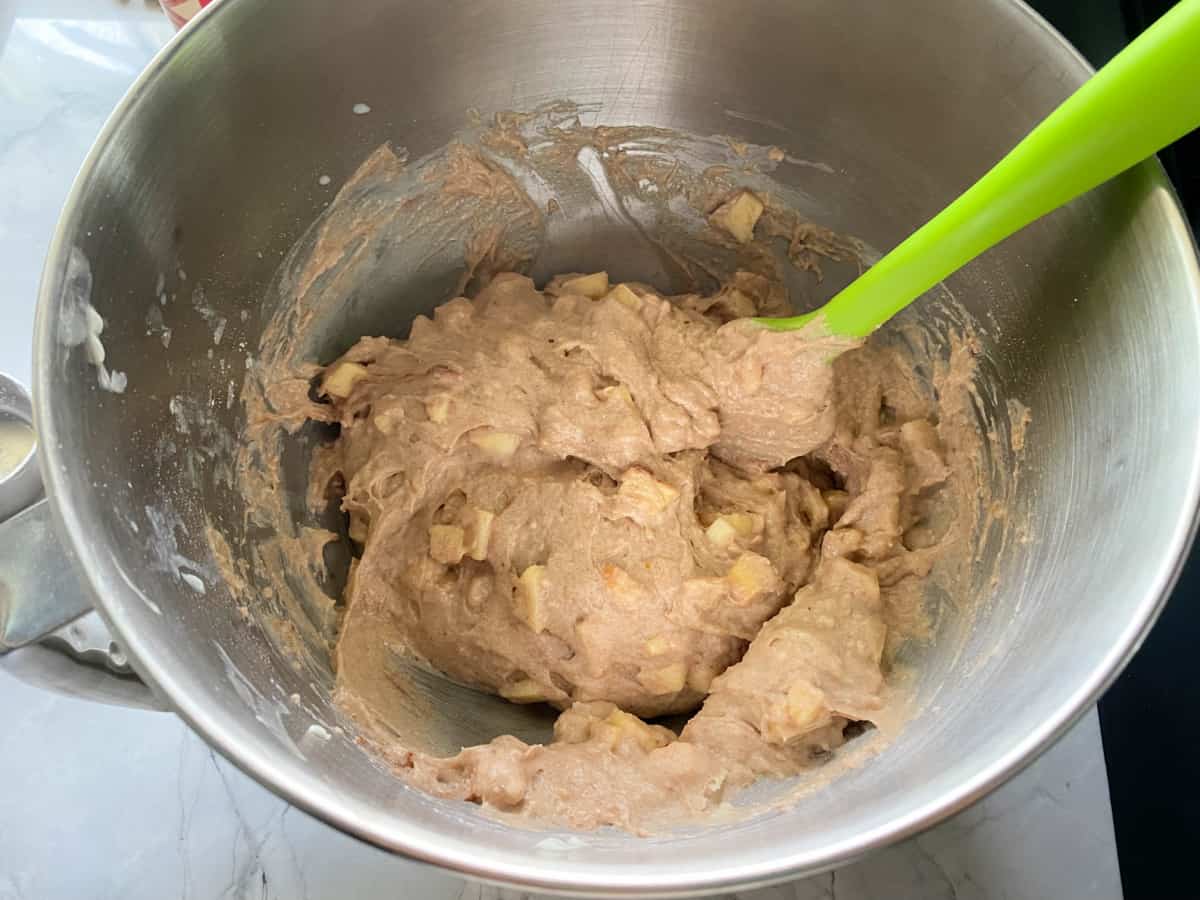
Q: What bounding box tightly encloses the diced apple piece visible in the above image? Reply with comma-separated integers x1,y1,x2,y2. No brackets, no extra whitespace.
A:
562,271,609,299
726,552,778,605
515,564,547,633
763,681,827,743
429,524,465,564
372,406,404,434
469,429,521,459
822,489,849,524
724,512,762,536
687,664,719,694
643,634,670,656
709,190,764,243
786,681,825,731
706,517,739,548
637,662,688,696
321,362,368,399
463,508,494,561
596,383,635,407
425,394,451,423
604,283,642,310
705,513,759,548
604,708,671,752
794,480,830,530
619,467,680,513
500,679,547,703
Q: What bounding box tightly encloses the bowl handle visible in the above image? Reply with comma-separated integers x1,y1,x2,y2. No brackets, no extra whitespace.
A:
0,368,166,710
0,499,166,709
0,499,92,650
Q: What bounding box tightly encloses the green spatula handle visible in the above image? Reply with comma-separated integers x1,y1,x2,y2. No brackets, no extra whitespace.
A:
759,0,1200,337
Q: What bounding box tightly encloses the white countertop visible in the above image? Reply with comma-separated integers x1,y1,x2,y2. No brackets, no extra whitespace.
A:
0,3,1124,898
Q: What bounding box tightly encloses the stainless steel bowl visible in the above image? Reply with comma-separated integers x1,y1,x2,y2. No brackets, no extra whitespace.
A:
9,0,1200,894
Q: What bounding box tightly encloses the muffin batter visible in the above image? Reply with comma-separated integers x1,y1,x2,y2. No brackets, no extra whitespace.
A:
312,269,955,829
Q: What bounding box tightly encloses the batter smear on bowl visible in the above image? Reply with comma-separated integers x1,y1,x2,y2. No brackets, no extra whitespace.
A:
310,269,964,831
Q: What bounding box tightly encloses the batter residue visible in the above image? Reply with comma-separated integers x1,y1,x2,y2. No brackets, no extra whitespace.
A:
310,269,961,831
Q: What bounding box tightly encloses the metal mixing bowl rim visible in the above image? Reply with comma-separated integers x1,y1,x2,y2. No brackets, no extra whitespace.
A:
32,0,1200,894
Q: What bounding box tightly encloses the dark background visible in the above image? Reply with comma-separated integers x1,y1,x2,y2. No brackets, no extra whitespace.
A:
1026,1,1198,897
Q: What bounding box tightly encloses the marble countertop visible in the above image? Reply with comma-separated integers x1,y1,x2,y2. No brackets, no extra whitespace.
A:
0,3,1123,898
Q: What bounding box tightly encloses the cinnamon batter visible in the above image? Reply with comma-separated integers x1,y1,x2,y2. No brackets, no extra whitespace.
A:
310,269,957,830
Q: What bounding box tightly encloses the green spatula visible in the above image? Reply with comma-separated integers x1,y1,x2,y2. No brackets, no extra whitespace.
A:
756,0,1200,338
